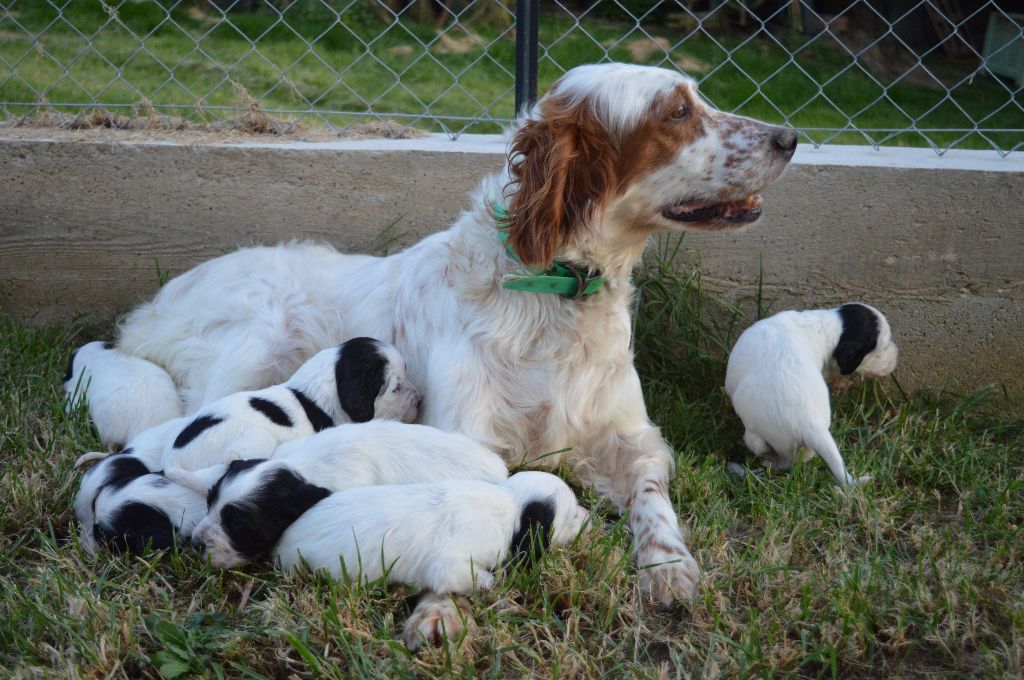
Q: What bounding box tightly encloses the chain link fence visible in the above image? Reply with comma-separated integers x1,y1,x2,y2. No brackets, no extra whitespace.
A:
1,1,1021,155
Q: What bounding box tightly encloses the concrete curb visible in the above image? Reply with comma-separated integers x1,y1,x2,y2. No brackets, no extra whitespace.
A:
1,130,1021,398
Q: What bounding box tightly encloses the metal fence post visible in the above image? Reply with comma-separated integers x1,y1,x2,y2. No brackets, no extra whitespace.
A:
515,0,540,116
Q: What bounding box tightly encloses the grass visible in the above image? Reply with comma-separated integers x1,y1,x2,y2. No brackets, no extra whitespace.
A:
0,0,1021,150
1,241,1022,678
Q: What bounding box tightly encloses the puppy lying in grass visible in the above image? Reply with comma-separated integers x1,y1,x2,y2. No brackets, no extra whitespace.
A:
272,471,589,649
89,470,209,555
64,341,182,449
725,302,898,486
167,420,510,568
76,337,419,473
73,337,419,553
74,435,226,556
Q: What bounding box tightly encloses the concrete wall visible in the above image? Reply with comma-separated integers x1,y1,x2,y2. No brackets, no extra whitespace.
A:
1,129,1022,398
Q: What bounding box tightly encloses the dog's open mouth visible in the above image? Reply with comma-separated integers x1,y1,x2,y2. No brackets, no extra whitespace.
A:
661,195,763,225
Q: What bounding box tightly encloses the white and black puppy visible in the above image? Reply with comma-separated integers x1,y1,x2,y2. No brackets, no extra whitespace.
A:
89,473,210,555
74,438,223,555
725,302,899,486
274,471,589,593
78,337,420,474
163,337,420,471
168,421,510,568
64,341,182,448
73,418,185,551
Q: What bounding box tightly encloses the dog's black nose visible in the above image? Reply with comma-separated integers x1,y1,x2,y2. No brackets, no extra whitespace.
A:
771,127,798,156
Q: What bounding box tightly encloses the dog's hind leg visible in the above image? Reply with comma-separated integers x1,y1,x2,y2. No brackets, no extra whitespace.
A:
742,430,772,456
400,592,474,651
423,554,494,594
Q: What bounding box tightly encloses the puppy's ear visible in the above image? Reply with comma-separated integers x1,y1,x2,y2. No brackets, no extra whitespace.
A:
833,303,880,375
96,502,176,554
507,499,556,567
504,95,617,267
63,348,79,384
334,339,387,423
165,464,224,496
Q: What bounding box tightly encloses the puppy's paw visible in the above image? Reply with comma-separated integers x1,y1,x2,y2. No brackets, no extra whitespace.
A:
473,569,494,591
635,545,700,609
400,593,472,651
827,376,854,393
838,473,872,487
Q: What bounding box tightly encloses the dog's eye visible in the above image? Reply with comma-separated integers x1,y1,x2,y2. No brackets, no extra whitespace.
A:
668,105,689,121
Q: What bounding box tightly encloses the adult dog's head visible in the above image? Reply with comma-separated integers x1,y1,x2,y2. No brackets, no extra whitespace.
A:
503,63,797,268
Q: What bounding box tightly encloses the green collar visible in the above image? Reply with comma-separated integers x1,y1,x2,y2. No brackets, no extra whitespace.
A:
492,205,605,299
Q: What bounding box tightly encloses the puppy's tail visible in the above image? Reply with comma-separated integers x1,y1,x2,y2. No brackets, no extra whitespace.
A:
75,451,112,468
164,464,227,496
803,429,871,487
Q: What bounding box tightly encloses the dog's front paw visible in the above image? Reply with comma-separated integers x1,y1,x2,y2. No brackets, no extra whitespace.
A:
635,545,700,608
400,593,472,651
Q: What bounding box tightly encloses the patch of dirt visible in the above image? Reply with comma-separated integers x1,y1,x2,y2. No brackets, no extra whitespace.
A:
387,44,415,57
1,106,430,143
434,30,485,55
677,53,711,75
627,37,670,62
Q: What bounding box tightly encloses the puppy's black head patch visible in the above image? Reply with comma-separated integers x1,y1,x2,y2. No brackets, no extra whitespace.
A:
248,397,293,428
94,501,175,554
63,349,78,384
206,458,267,507
507,499,556,567
334,338,388,423
220,468,330,560
172,414,224,449
833,303,880,375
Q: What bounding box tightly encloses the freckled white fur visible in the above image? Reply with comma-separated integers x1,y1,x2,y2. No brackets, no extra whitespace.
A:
181,421,510,568
97,63,797,624
64,341,182,448
725,304,898,486
274,472,588,595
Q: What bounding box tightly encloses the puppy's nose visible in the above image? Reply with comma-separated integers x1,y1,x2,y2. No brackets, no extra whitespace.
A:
770,127,798,157
190,535,203,551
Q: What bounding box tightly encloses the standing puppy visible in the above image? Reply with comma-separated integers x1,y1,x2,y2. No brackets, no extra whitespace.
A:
171,420,509,568
725,303,898,486
64,341,182,448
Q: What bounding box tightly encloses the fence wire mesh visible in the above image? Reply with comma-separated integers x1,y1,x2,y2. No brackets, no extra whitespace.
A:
0,1,1021,155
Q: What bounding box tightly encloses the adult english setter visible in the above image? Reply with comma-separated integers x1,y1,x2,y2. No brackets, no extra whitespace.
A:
104,63,796,636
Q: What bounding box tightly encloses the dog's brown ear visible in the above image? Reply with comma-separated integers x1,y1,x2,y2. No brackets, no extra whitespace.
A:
504,96,616,267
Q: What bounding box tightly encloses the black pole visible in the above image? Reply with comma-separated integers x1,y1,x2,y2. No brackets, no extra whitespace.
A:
515,0,540,116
